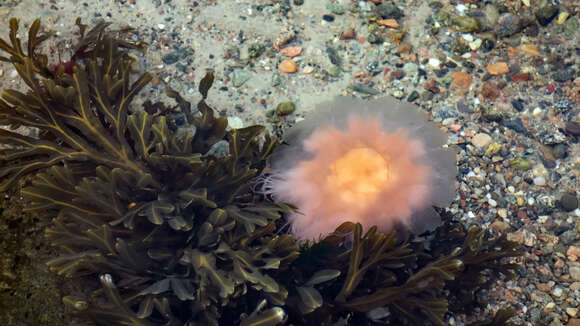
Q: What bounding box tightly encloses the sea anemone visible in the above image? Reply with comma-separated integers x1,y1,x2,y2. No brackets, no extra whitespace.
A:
268,96,457,241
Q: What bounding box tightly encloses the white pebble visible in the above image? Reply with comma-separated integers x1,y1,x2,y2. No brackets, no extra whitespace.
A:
456,4,466,14
469,39,482,51
157,23,165,30
471,133,492,148
567,307,579,317
533,176,546,186
227,116,244,129
428,58,440,68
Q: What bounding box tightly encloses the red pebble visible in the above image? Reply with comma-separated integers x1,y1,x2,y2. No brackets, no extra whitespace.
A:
510,72,529,82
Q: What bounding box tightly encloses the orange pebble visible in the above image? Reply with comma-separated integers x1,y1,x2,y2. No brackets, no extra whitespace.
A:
377,19,400,28
279,46,302,57
520,44,541,56
278,59,298,73
487,62,509,75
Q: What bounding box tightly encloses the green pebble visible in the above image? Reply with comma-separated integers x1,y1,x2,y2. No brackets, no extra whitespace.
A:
349,83,378,95
434,10,451,26
367,31,383,44
564,16,578,38
328,65,342,78
552,144,567,159
271,73,282,87
275,102,296,116
451,16,482,33
407,90,419,102
248,43,265,58
509,157,531,170
232,69,252,87
326,4,345,15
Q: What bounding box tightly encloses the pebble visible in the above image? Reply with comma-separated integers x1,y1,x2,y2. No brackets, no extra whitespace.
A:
377,19,400,29
403,63,418,74
559,193,578,212
471,133,492,148
206,140,230,157
503,118,526,134
376,2,403,19
556,12,570,25
162,52,180,64
487,62,509,75
510,157,531,170
498,208,508,218
520,44,540,56
451,16,482,33
278,60,298,73
495,13,520,38
428,58,441,69
452,71,472,88
227,116,244,129
275,101,296,116
339,28,356,40
511,72,530,82
322,14,335,22
468,38,482,50
483,5,499,29
248,43,266,58
279,46,302,57
553,68,574,82
507,229,537,246
570,266,580,281
564,16,578,37
536,5,559,26
232,69,252,87
565,122,580,136
533,176,546,186
349,83,378,95
407,91,419,102
326,4,345,15
567,246,580,261
481,82,500,98
552,144,567,159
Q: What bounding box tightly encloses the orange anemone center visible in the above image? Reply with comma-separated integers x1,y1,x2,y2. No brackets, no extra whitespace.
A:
326,147,394,206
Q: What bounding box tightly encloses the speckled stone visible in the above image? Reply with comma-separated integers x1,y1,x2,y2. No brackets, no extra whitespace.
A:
559,193,578,212
536,5,559,26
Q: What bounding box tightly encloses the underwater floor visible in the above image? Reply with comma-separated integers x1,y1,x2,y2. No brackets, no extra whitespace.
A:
0,0,578,325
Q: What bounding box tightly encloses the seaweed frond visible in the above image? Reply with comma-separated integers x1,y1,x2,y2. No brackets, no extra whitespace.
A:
0,18,297,325
0,17,151,191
